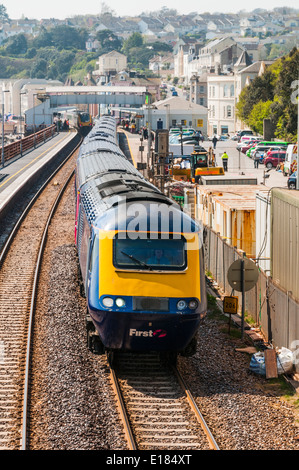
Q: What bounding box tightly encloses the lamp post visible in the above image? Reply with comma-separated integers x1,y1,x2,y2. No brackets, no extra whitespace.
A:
1,89,9,168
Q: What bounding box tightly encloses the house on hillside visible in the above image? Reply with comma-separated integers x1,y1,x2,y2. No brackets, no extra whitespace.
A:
189,73,208,107
94,51,127,82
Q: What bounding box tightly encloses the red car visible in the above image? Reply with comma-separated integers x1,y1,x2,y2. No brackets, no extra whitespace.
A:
240,140,260,153
263,150,286,169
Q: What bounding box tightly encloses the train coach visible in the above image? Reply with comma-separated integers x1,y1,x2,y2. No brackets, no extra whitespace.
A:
66,110,93,136
75,115,207,360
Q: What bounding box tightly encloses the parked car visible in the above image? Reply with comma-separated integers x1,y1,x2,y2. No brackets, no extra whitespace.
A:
239,140,262,154
247,141,288,158
287,171,297,189
237,138,258,151
263,150,286,169
250,144,284,160
237,130,254,142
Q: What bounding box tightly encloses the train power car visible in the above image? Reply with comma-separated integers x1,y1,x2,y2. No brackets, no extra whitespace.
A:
75,115,207,359
67,110,93,136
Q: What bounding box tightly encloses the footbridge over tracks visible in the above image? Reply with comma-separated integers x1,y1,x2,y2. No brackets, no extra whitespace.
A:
45,85,147,107
25,85,147,129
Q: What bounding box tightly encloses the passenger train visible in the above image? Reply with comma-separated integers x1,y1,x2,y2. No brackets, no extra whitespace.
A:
66,109,93,136
75,115,207,359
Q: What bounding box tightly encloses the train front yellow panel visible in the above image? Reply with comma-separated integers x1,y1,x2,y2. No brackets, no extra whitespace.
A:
97,232,201,300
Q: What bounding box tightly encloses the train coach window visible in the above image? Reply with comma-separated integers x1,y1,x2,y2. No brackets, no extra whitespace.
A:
113,237,187,271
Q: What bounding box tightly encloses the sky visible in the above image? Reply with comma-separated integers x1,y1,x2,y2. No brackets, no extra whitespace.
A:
1,0,298,20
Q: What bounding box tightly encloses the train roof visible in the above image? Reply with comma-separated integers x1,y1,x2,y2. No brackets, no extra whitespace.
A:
78,140,124,159
77,115,197,233
80,169,173,226
76,149,142,187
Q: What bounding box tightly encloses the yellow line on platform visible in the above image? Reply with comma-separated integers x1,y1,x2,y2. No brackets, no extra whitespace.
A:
0,133,70,189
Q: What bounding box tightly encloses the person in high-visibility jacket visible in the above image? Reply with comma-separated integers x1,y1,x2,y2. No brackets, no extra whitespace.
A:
221,151,229,171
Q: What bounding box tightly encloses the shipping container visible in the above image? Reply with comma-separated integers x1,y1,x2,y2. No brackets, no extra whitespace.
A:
193,185,263,258
271,188,299,301
199,175,257,185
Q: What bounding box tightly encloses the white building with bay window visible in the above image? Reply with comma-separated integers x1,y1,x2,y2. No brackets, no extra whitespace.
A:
207,74,235,136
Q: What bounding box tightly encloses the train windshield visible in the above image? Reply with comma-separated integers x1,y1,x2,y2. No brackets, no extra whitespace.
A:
80,113,90,122
113,237,187,271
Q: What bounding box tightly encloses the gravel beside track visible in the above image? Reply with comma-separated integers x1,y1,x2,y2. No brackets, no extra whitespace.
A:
179,320,299,450
29,177,126,450
28,177,299,450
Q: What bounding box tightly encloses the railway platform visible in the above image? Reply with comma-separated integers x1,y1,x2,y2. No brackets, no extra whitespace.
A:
0,130,77,218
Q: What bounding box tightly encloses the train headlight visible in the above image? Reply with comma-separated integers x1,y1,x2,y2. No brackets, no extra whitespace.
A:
189,300,198,310
177,300,187,311
102,297,114,308
115,297,126,308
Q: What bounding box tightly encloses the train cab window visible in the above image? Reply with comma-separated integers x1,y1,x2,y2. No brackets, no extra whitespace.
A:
89,235,99,272
113,237,187,271
80,113,91,122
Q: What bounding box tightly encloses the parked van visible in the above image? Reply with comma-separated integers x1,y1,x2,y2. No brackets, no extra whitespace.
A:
283,143,297,176
246,141,288,158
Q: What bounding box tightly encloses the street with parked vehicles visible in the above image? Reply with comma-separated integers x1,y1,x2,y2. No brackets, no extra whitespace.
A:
167,127,296,190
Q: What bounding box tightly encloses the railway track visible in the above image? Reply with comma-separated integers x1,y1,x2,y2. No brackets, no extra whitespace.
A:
0,137,81,450
109,352,219,451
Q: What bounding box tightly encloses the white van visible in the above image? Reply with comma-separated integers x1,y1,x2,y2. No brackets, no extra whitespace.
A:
283,144,298,176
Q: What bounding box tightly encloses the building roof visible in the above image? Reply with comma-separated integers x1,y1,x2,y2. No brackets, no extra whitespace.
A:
154,96,208,113
234,50,252,68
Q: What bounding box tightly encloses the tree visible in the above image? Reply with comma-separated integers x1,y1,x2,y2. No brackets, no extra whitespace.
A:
30,58,47,78
247,101,272,135
32,27,53,48
122,33,144,56
236,70,275,123
51,25,87,50
95,29,122,53
5,34,28,55
0,4,9,23
236,47,298,142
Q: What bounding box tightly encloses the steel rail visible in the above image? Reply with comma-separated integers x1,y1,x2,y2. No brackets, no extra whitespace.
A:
173,365,220,451
20,167,75,450
14,136,83,450
108,356,137,450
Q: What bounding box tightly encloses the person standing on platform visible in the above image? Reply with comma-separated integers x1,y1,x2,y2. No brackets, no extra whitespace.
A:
221,151,229,171
212,135,218,149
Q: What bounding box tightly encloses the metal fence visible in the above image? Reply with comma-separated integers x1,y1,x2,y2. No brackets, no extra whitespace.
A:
0,125,57,165
203,225,299,370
